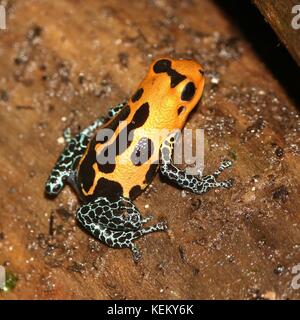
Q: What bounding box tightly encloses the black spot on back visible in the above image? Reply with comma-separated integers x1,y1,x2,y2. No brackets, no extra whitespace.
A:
129,102,149,128
92,177,123,201
131,137,154,166
98,162,116,173
153,59,186,88
96,103,150,173
144,163,158,184
181,82,195,101
129,185,142,200
77,137,97,193
131,88,144,102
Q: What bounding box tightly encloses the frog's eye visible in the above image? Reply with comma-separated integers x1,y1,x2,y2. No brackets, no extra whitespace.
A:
181,82,195,101
177,106,186,115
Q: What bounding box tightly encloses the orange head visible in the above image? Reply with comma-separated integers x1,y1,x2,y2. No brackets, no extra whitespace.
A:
129,58,205,131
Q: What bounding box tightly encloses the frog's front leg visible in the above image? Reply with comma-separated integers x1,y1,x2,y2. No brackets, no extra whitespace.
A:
76,197,167,261
45,116,106,197
107,101,127,119
45,101,127,197
159,132,234,195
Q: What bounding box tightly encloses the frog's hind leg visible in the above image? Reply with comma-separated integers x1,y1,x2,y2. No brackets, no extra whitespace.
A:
160,132,234,195
76,196,167,261
77,196,153,232
78,222,167,262
45,117,105,197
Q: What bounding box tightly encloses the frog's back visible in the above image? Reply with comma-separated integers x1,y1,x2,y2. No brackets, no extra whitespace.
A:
76,58,205,201
76,102,160,201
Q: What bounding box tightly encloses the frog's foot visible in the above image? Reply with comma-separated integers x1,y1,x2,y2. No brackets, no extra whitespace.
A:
45,135,88,197
129,222,167,262
194,159,234,194
160,132,234,196
212,159,233,178
124,221,168,261
76,198,167,261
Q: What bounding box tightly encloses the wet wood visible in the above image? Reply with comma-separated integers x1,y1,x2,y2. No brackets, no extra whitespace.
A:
0,0,299,299
253,0,300,66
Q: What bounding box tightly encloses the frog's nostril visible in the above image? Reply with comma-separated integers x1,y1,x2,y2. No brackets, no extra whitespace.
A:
199,69,204,76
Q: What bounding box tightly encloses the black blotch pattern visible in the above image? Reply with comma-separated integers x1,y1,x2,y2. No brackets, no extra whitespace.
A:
129,185,142,200
131,88,144,102
129,102,150,128
96,105,132,173
96,105,130,144
144,163,158,184
181,82,195,101
153,59,186,88
77,137,97,193
131,137,154,166
177,106,186,115
97,103,150,172
92,177,123,201
98,162,116,173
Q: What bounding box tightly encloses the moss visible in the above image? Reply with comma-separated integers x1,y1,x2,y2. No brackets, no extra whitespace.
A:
0,269,18,292
228,149,237,160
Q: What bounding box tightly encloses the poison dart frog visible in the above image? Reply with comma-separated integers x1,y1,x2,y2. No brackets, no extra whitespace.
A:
45,58,233,261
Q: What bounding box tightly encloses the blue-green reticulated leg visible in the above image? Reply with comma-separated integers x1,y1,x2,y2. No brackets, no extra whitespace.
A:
76,196,167,261
159,132,234,195
107,101,127,119
45,116,106,196
45,101,128,197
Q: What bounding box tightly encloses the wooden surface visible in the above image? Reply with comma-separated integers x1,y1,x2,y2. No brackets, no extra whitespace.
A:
253,0,300,67
0,0,300,299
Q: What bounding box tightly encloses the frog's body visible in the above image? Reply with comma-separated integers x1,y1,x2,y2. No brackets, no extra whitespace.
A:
45,58,233,261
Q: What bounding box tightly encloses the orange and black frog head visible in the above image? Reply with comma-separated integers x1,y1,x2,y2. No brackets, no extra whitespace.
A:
131,58,205,131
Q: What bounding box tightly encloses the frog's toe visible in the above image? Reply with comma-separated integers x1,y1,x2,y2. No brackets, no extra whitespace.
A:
63,127,72,143
130,243,142,262
220,178,234,188
45,180,63,197
158,220,168,231
213,159,233,178
222,159,233,167
141,215,153,225
218,159,233,172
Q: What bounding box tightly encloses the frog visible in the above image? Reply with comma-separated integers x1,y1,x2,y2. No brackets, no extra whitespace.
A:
45,58,233,261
